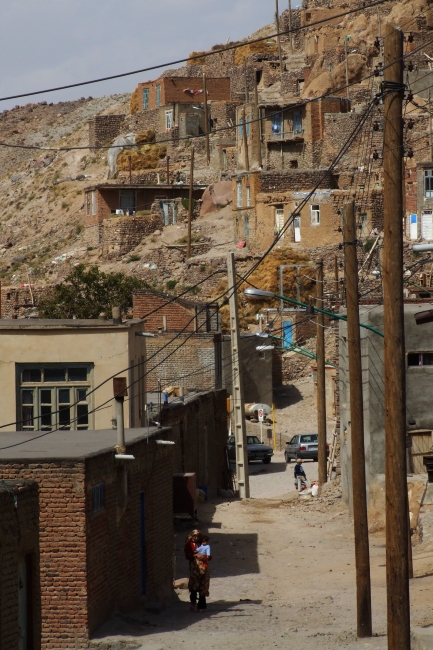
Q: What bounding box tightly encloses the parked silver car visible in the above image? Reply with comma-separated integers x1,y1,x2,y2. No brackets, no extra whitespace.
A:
284,433,329,463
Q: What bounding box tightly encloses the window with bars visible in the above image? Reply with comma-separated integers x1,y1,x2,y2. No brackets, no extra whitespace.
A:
275,206,285,237
92,482,105,512
425,170,433,198
86,192,91,216
246,186,251,207
18,365,92,431
408,352,433,366
236,182,242,208
143,88,149,110
92,191,97,216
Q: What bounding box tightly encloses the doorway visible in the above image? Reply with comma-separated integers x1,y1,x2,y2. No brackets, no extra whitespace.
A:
408,430,432,474
18,554,33,650
161,201,177,226
294,215,301,242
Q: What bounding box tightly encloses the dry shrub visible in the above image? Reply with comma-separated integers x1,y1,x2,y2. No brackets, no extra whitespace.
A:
209,248,315,332
136,130,156,145
117,142,167,171
130,87,141,114
188,51,207,65
234,40,278,65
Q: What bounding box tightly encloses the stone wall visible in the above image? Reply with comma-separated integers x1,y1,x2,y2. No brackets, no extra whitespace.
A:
101,213,164,260
259,169,337,192
88,115,125,147
1,285,45,318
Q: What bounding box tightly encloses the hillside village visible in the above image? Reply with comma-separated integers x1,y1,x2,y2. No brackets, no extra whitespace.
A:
3,0,433,648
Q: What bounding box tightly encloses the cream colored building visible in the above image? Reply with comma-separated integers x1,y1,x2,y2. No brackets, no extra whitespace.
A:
0,319,147,432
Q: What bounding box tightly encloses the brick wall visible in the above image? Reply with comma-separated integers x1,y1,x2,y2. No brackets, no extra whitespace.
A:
0,480,41,650
132,77,231,112
88,115,125,147
158,389,228,497
0,461,87,649
133,289,219,332
145,332,222,392
101,213,164,260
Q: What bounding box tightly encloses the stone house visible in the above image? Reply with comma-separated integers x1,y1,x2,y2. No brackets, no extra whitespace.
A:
131,76,231,113
0,318,148,432
0,427,174,649
0,480,41,650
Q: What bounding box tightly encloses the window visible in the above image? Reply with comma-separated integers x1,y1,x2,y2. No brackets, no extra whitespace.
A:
222,149,227,171
271,112,282,137
246,186,251,207
228,436,235,444
120,190,136,212
92,483,105,513
86,192,91,216
300,434,318,443
359,213,367,233
292,110,302,134
247,436,261,444
155,85,161,107
289,436,298,444
239,117,243,137
246,115,250,136
408,352,433,366
19,365,91,431
165,110,173,131
142,88,149,110
245,214,249,238
425,170,433,198
275,206,285,237
236,181,242,208
92,191,96,216
310,204,320,225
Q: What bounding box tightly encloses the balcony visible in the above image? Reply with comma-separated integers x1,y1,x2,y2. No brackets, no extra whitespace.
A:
265,130,304,143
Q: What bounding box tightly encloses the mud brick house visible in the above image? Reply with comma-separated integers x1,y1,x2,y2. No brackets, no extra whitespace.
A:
133,288,219,332
0,480,41,650
131,75,231,113
0,318,147,431
0,427,174,649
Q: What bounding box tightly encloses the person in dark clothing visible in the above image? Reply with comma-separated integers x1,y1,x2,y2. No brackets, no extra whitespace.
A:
184,529,211,612
294,459,310,490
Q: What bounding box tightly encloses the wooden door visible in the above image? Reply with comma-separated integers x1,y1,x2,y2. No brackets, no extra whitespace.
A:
409,430,433,474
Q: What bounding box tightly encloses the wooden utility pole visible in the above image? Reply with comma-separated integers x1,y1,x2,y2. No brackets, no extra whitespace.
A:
288,0,293,53
242,106,250,172
203,73,210,165
254,76,262,169
186,146,194,259
343,200,372,638
227,252,250,499
429,88,433,162
166,155,170,184
275,0,284,85
334,255,339,304
383,24,410,650
316,259,327,486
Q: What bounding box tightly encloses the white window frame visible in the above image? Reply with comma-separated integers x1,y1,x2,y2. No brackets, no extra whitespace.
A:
236,182,242,208
275,207,285,238
92,191,97,216
165,110,173,131
310,204,320,225
246,186,251,207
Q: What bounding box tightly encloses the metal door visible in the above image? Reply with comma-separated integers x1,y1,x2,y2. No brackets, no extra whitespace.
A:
410,214,417,240
294,216,301,242
421,210,433,240
162,202,170,226
409,430,432,474
283,321,293,348
18,559,27,650
140,492,146,595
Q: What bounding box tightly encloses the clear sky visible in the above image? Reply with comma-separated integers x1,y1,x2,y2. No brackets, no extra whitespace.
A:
0,0,296,110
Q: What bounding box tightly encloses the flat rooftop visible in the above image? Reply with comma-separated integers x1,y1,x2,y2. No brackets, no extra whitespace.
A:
0,427,170,461
0,319,143,329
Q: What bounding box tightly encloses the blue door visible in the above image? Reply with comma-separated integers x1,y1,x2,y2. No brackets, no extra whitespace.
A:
140,492,146,595
283,321,293,348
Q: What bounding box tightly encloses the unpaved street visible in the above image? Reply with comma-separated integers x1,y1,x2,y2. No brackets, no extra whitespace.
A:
93,455,433,650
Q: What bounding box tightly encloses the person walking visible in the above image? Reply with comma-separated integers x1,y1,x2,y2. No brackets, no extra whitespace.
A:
184,529,211,612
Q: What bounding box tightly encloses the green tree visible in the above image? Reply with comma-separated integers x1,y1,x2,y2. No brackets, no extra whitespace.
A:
38,264,148,319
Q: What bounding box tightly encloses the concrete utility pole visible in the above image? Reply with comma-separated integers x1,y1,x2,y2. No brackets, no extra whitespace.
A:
316,259,327,486
203,73,210,165
113,377,127,454
254,75,262,169
187,146,194,259
383,24,410,650
288,0,293,53
343,200,372,638
227,252,250,499
242,106,250,172
275,0,284,85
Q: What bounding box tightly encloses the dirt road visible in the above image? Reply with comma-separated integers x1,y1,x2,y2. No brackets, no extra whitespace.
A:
93,455,433,650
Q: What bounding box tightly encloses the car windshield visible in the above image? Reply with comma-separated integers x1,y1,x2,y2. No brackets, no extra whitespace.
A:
247,436,261,444
300,434,318,443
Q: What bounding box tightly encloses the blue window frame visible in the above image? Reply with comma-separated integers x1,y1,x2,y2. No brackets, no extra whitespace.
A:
272,112,282,136
292,110,302,134
143,88,149,110
239,117,243,137
92,482,105,513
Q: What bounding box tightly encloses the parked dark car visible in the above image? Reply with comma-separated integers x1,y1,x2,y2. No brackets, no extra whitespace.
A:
284,433,329,463
227,435,274,464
